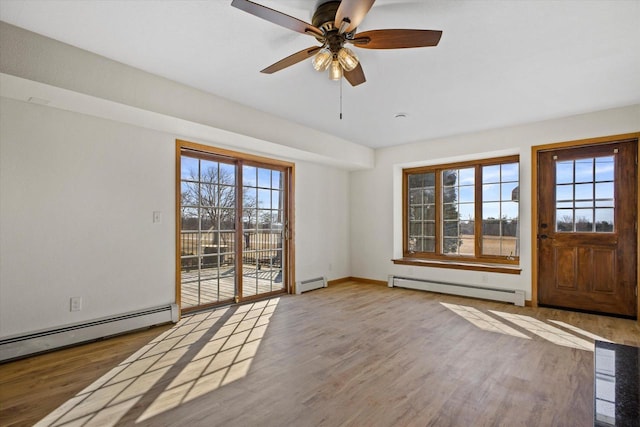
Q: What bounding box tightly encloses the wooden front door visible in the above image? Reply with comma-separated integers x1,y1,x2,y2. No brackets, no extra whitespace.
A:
537,139,637,317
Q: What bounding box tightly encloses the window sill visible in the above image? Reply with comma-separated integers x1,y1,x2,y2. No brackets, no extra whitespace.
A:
392,258,521,275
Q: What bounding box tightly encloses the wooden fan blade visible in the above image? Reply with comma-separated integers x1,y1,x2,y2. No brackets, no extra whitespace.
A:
351,29,442,49
344,62,366,86
334,0,376,34
231,0,323,37
261,46,322,74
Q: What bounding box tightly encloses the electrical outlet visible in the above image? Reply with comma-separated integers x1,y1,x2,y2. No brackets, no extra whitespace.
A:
153,211,162,224
70,296,82,312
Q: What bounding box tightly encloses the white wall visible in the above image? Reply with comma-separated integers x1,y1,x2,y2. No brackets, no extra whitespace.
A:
295,163,351,282
350,105,640,299
0,97,351,338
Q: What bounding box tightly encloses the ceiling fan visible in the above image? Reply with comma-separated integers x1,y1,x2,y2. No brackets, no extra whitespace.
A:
231,0,442,86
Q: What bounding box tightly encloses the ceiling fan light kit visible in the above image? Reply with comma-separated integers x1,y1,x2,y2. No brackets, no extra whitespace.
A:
329,59,343,80
312,47,333,71
231,0,442,87
337,47,358,72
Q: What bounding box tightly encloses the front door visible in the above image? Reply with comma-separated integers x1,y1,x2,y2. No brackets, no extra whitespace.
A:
537,139,637,317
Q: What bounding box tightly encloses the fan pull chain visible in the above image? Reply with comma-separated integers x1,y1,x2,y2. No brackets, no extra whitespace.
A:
339,77,343,120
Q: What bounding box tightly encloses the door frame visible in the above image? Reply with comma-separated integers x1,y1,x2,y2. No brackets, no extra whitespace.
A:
531,132,639,321
174,139,296,317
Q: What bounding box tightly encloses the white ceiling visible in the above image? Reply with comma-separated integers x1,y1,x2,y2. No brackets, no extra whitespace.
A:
1,0,639,149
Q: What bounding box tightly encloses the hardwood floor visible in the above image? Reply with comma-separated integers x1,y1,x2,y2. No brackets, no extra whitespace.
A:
1,281,639,426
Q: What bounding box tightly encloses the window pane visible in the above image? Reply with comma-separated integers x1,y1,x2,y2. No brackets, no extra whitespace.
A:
442,167,474,257
243,166,257,186
483,202,500,220
258,189,271,209
424,188,435,204
458,203,474,220
181,156,199,180
271,190,281,210
556,184,573,201
258,168,271,188
443,203,458,220
219,184,235,208
595,182,614,200
458,168,475,185
243,186,257,207
409,206,422,221
410,222,422,236
483,165,500,183
181,207,199,231
575,200,593,208
409,188,423,205
575,183,593,200
181,181,198,207
575,209,593,232
556,161,574,184
482,218,500,236
595,199,614,208
459,186,474,203
501,182,518,201
425,222,435,236
481,163,519,257
443,237,460,254
482,237,501,256
458,237,474,256
407,172,435,253
443,221,459,237
201,160,218,180
575,158,593,182
425,205,435,221
423,238,435,252
408,173,426,188
557,209,574,232
219,162,235,185
595,156,614,181
502,201,519,220
483,184,500,201
595,209,614,232
219,209,235,230
199,183,218,208
501,163,519,182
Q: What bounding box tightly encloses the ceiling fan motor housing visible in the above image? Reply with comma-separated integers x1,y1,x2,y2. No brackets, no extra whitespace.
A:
312,1,352,53
312,1,340,31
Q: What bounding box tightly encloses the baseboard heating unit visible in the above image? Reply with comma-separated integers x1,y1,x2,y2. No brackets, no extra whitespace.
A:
389,275,525,307
296,276,327,294
0,304,179,362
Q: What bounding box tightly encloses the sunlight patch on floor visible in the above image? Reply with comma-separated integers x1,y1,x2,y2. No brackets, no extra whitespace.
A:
489,310,594,351
547,320,612,343
440,302,530,339
34,298,279,427
440,301,605,352
136,299,276,422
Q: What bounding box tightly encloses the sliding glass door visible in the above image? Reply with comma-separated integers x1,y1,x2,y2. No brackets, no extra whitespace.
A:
179,155,237,308
242,165,286,298
177,142,292,313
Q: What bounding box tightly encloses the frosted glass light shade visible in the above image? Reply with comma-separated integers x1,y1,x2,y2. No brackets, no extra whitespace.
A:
312,48,332,71
337,47,358,72
328,60,343,80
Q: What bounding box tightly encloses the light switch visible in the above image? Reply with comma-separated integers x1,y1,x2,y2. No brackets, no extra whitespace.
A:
153,211,162,224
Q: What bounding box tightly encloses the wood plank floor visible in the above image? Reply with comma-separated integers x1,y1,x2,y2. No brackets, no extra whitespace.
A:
1,281,639,427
